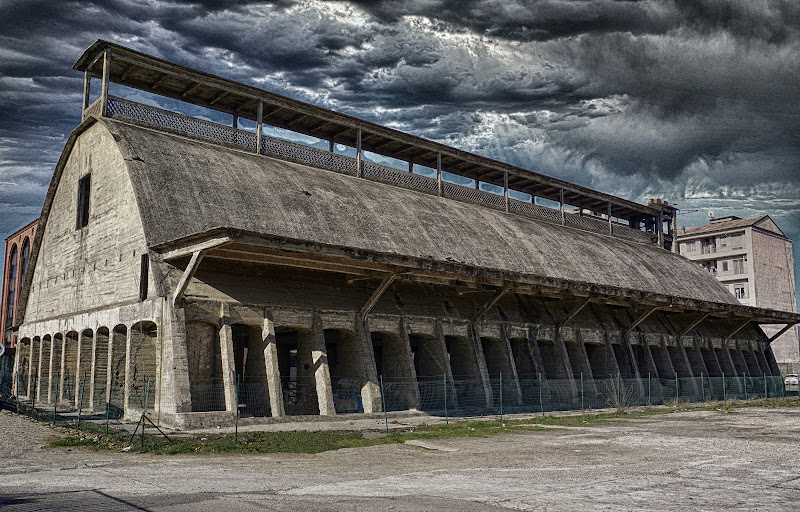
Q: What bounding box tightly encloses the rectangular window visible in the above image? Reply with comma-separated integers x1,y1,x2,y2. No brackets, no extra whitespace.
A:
722,261,728,272
732,256,747,274
730,234,744,250
76,174,91,229
734,284,748,300
719,236,727,248
139,254,149,301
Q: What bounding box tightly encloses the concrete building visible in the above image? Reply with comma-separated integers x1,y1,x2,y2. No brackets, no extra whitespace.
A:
1,219,38,373
11,41,799,426
678,215,800,374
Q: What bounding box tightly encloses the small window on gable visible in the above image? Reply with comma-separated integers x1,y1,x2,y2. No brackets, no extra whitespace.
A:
76,174,91,229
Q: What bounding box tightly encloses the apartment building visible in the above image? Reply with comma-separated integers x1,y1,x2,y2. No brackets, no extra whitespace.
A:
678,215,799,373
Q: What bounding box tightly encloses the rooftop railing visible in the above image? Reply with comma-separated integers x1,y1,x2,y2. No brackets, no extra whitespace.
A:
97,96,657,246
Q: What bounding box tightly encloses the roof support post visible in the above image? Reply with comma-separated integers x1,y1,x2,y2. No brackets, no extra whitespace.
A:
471,288,509,324
560,188,565,226
356,127,362,177
670,213,678,253
724,318,752,343
625,306,660,335
232,115,238,129
558,298,592,332
82,70,91,120
172,251,205,306
504,171,509,213
359,274,399,323
256,99,263,154
408,161,413,173
100,50,110,117
437,152,443,196
767,322,798,343
329,139,334,153
608,202,613,234
657,212,664,248
678,312,710,338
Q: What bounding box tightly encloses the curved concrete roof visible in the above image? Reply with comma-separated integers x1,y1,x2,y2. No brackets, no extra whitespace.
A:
103,119,739,306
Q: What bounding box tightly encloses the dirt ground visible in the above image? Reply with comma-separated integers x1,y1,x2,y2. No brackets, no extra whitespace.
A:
1,407,798,511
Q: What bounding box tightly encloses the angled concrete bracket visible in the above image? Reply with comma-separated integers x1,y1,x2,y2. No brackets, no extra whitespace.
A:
678,312,711,338
172,250,205,306
359,273,401,323
723,318,753,343
558,298,593,332
625,306,661,335
766,322,798,343
471,288,509,324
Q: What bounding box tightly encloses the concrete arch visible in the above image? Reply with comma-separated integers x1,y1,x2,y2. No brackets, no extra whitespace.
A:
186,320,224,412
108,324,127,415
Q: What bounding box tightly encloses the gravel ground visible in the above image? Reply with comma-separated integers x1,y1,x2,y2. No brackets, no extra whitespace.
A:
1,407,799,511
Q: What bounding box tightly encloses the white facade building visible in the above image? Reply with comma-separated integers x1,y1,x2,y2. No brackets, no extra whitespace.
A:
678,215,800,374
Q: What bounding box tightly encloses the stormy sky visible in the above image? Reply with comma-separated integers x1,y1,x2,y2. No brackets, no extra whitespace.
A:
1,0,799,308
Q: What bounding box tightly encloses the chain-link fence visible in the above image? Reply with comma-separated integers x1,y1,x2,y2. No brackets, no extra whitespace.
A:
0,369,793,428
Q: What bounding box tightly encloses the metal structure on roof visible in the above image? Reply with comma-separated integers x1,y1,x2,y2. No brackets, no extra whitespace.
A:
74,40,677,249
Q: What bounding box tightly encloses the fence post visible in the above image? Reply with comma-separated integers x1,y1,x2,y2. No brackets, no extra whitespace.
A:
675,371,679,404
77,372,86,428
722,371,726,401
142,377,150,447
235,374,240,444
764,372,767,399
617,371,621,408
744,375,747,400
53,372,59,426
443,373,448,425
647,372,651,407
499,371,503,422
106,373,112,434
701,372,704,403
580,371,584,414
539,372,544,417
380,375,388,434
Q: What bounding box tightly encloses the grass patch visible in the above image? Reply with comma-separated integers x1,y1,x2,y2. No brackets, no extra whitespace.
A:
43,395,800,455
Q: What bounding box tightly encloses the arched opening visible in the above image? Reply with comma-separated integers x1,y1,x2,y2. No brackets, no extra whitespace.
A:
186,320,224,412
275,327,320,416
371,331,417,412
16,338,31,396
324,329,363,414
93,327,110,411
77,329,94,406
21,237,30,276
51,334,63,403
5,245,17,328
130,321,158,411
231,323,270,417
62,331,79,404
29,336,40,400
38,335,52,403
108,325,127,416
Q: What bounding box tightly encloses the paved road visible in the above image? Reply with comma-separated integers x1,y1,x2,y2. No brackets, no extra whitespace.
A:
1,408,799,511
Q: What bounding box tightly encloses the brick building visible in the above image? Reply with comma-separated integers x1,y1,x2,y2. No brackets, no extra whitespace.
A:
1,219,38,373
678,215,799,374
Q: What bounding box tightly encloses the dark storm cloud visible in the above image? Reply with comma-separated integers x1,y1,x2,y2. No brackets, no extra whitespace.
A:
1,0,799,286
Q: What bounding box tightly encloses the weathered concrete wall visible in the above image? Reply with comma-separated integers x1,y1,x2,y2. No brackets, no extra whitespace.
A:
24,122,154,323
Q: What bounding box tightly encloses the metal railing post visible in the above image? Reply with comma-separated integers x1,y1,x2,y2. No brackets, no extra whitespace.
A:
380,375,388,434
764,372,767,399
580,371,584,413
701,372,704,403
722,372,726,400
53,372,59,426
499,371,503,422
443,373,448,425
647,372,651,407
235,374,240,444
539,372,544,417
675,371,679,403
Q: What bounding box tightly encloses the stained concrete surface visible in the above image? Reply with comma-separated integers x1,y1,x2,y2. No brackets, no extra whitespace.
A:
1,408,799,511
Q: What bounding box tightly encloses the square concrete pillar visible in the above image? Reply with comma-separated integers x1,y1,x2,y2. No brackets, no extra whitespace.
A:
123,328,133,417
311,313,336,416
219,303,238,414
262,314,285,417
354,316,381,413
467,322,494,409
89,331,98,411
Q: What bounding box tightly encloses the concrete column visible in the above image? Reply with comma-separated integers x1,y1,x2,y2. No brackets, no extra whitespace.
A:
524,327,548,378
57,336,67,404
89,330,98,411
354,316,381,413
123,327,132,416
74,332,83,408
468,322,494,409
397,318,421,410
262,314,285,417
498,327,523,406
219,303,237,414
311,313,336,416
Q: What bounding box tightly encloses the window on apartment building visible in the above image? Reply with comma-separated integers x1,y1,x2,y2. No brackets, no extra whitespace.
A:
703,261,717,274
701,238,716,254
76,174,91,229
719,236,727,249
734,284,748,300
732,256,747,274
722,261,728,272
682,241,697,254
5,245,17,325
730,234,744,250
